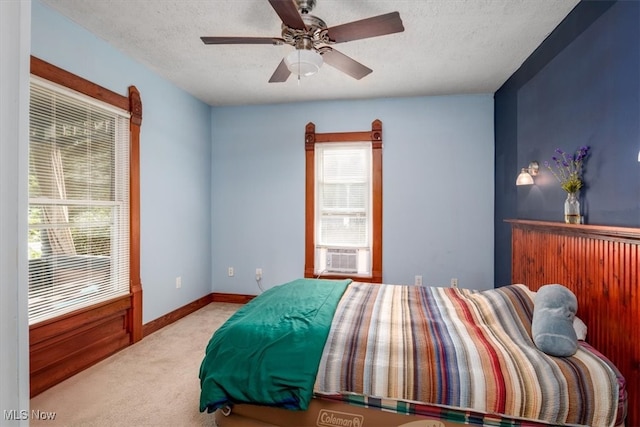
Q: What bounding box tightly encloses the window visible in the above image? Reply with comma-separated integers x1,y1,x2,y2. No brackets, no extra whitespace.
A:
28,76,130,324
304,120,383,282
315,142,372,274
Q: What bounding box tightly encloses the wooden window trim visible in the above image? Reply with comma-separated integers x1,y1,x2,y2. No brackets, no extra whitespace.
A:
30,56,143,342
304,120,383,283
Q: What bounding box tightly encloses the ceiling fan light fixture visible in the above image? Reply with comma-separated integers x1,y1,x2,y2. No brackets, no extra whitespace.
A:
285,49,323,77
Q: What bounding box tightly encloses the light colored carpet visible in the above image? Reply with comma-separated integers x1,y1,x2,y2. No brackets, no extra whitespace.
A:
30,302,241,427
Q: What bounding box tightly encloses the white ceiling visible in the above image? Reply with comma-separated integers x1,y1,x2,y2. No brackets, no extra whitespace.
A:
40,0,580,107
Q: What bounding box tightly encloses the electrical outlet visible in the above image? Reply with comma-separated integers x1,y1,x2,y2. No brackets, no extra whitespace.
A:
228,267,234,277
256,268,262,281
451,278,458,288
414,275,423,286
176,276,182,289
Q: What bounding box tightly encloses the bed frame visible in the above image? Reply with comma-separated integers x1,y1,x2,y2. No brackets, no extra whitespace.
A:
214,398,555,427
216,400,460,427
508,219,639,427
211,219,637,427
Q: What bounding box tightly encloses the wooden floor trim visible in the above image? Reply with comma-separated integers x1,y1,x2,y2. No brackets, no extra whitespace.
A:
142,292,256,337
211,292,256,304
142,294,213,337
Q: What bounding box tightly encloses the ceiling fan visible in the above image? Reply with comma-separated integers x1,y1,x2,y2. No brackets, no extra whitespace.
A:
200,0,404,83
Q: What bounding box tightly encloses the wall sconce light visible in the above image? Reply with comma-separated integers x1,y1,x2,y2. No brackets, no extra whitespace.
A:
515,161,539,186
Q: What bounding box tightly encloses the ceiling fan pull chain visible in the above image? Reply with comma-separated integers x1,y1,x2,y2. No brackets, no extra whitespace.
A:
298,50,301,84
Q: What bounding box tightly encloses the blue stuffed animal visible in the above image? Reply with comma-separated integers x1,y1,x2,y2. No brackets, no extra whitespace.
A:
531,284,578,357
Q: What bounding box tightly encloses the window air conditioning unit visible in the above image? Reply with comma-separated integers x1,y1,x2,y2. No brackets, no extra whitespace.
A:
326,248,358,274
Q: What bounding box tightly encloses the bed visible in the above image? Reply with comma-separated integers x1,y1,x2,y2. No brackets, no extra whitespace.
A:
199,278,626,427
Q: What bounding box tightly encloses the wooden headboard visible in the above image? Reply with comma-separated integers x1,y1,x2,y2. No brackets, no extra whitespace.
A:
508,219,639,426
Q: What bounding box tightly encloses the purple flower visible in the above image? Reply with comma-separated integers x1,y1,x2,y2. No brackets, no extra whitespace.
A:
545,145,590,193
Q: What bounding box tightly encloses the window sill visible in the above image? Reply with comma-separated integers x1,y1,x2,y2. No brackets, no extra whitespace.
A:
305,272,378,283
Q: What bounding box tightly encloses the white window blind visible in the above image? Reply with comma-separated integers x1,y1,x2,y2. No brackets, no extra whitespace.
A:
28,77,130,325
315,142,372,274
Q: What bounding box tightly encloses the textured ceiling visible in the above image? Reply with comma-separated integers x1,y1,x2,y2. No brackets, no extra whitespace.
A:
40,0,580,106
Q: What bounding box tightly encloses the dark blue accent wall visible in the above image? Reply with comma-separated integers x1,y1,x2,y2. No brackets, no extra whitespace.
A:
494,0,639,286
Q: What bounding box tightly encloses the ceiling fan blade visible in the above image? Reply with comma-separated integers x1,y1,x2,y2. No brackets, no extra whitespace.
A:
322,49,372,80
201,36,284,45
269,59,291,83
268,0,306,30
327,11,404,43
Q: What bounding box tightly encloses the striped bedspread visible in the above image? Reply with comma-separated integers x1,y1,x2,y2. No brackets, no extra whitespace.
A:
314,283,620,426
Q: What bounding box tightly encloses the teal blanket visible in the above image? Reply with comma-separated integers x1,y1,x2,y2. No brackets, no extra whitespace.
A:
199,278,351,413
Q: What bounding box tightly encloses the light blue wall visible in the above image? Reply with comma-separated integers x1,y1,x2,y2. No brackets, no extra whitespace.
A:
31,0,213,323
211,94,495,294
1,1,31,420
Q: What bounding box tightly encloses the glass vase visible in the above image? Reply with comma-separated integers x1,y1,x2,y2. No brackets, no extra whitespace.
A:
564,191,581,224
